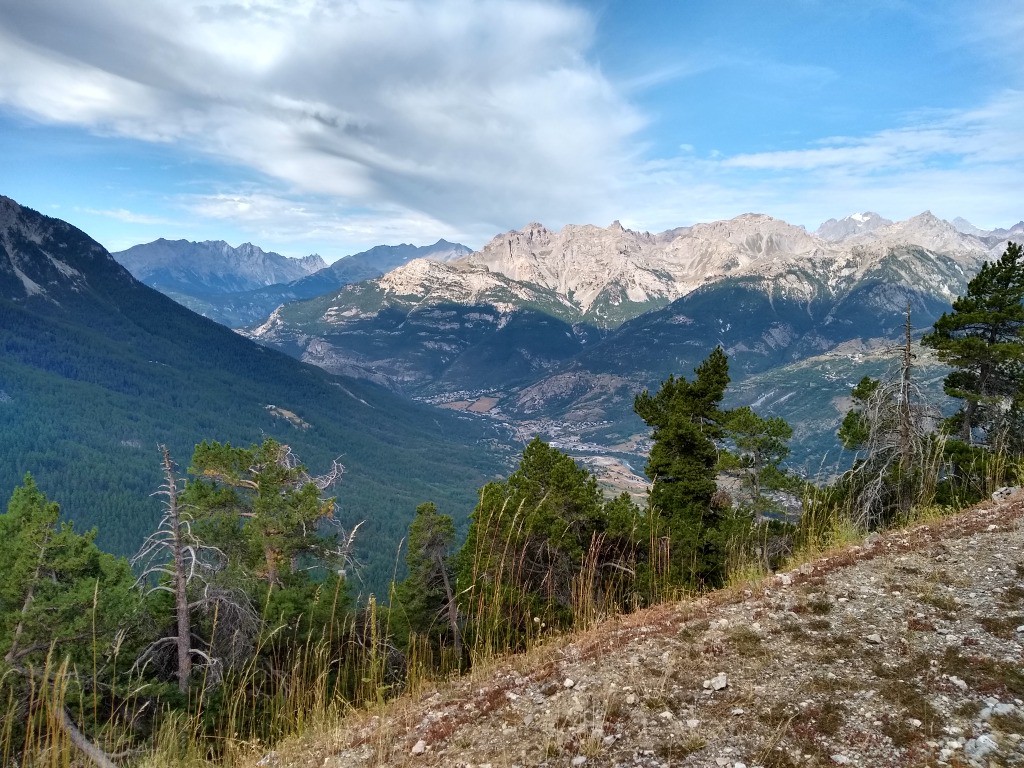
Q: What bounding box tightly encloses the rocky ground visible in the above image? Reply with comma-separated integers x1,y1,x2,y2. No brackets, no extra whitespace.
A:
264,495,1024,768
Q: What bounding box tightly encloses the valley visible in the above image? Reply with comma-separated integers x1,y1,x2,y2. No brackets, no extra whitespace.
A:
226,211,1016,493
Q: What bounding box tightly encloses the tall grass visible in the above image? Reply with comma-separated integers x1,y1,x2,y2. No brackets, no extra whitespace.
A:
5,444,1011,768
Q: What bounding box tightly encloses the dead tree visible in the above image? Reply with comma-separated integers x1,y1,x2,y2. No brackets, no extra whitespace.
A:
132,446,227,692
841,306,943,528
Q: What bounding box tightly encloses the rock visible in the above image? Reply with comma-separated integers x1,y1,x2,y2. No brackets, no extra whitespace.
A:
831,755,851,765
704,672,729,691
948,675,969,691
715,759,730,767
603,735,615,746
625,693,637,705
564,678,575,689
411,739,427,756
659,710,674,720
571,757,587,766
686,718,700,728
964,734,998,762
992,486,1021,501
865,633,883,644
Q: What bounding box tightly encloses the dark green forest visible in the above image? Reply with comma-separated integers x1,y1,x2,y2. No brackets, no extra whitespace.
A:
0,198,507,595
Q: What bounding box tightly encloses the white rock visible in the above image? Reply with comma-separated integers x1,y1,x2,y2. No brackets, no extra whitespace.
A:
625,693,637,705
705,672,729,691
659,710,674,720
686,718,700,728
830,755,851,765
411,740,427,756
564,678,576,689
865,633,883,644
948,675,969,691
964,734,998,762
571,757,587,767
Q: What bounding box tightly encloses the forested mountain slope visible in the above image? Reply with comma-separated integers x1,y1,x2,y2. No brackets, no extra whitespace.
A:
0,195,506,591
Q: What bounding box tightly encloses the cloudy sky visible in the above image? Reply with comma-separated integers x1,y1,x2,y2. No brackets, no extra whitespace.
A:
1,0,1021,259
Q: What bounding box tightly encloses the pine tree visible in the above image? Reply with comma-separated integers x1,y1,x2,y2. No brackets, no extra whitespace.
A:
0,475,137,672
923,241,1024,448
394,502,460,655
724,406,793,503
634,347,733,589
186,439,340,587
458,439,642,650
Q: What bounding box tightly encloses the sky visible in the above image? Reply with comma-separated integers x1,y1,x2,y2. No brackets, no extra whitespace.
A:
0,0,1022,260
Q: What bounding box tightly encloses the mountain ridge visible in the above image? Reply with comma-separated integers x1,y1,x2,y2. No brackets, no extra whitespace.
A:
116,237,472,327
0,195,504,592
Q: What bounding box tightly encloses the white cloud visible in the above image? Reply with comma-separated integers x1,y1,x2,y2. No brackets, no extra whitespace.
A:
80,207,178,226
0,0,642,233
180,190,479,258
617,89,1024,232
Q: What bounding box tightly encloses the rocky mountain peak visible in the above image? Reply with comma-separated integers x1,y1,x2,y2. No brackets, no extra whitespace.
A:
952,216,986,236
852,211,984,259
0,197,127,303
815,211,892,241
113,238,327,294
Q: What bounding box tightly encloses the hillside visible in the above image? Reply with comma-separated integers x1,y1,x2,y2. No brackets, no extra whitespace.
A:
259,495,1024,768
0,195,506,592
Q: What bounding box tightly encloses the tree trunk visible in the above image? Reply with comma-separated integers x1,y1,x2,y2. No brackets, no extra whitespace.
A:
436,554,462,657
160,446,192,694
899,305,914,468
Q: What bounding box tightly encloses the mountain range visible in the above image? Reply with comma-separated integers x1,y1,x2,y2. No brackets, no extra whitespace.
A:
0,196,503,592
241,210,1017,486
113,238,470,327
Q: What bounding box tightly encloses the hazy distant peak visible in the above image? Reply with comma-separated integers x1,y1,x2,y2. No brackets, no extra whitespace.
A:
113,238,326,294
815,212,892,241
951,217,985,236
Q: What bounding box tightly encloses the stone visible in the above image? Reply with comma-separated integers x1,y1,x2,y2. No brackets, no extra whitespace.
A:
571,757,587,766
992,486,1020,501
704,672,728,691
564,678,576,689
865,633,883,644
830,755,851,765
625,693,637,705
964,734,998,762
948,675,969,691
686,719,700,728
411,740,427,756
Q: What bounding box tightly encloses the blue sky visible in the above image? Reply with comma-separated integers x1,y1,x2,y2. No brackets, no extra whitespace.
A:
0,1,1021,260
